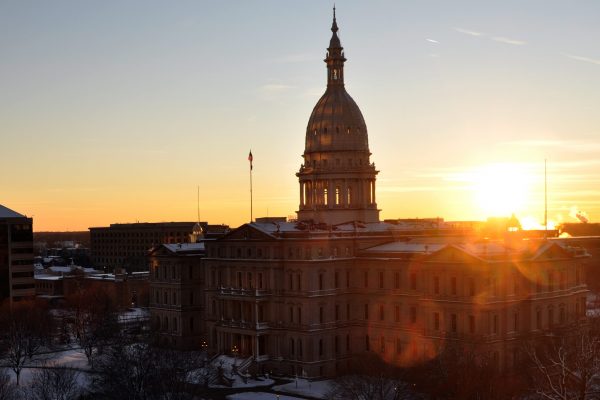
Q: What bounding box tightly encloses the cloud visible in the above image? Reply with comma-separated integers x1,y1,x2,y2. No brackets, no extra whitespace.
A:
454,27,484,37
271,53,318,64
260,83,294,92
492,36,526,46
426,38,439,44
563,53,600,66
502,139,600,153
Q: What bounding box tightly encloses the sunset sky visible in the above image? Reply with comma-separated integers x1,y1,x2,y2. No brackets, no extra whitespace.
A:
1,1,599,231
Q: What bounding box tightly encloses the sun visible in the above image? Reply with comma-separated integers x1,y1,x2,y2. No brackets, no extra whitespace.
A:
470,163,534,217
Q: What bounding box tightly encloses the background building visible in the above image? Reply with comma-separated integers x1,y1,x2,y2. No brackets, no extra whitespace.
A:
0,204,35,305
89,221,228,272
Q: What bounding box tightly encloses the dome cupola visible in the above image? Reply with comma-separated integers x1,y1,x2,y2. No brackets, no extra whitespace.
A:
297,8,380,225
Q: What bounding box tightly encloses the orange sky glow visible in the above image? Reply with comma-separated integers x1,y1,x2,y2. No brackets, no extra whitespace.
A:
1,2,599,231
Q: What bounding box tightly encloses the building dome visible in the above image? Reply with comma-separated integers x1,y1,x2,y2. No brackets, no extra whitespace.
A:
305,88,369,153
296,8,380,225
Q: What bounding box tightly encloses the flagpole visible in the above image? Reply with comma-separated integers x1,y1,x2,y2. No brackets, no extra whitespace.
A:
544,159,547,238
249,150,253,222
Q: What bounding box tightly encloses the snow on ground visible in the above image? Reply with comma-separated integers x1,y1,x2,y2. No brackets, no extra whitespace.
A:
2,347,91,387
209,355,275,389
226,393,305,400
272,378,332,399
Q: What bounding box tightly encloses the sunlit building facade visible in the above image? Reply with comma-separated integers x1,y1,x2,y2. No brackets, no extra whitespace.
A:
165,12,590,377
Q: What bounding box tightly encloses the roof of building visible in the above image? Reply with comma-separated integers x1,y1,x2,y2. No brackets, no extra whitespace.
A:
0,204,26,219
163,242,206,253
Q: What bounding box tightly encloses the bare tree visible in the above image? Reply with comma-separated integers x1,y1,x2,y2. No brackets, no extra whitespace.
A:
28,363,81,400
0,301,53,386
327,355,412,400
91,341,214,400
66,283,119,368
0,369,17,400
526,325,600,400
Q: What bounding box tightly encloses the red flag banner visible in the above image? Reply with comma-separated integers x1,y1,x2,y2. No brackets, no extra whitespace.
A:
248,150,253,170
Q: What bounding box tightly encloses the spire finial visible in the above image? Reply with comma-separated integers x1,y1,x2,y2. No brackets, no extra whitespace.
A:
331,5,338,33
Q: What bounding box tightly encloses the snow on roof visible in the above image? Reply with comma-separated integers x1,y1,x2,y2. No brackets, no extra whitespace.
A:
163,242,205,253
0,204,26,219
49,266,74,273
366,241,446,253
35,274,63,281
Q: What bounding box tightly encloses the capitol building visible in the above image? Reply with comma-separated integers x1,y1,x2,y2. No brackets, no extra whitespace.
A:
149,11,589,378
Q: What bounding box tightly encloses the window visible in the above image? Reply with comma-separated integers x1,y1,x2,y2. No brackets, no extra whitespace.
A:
379,271,384,289
324,188,328,205
536,309,542,329
346,334,350,351
298,307,302,324
548,308,554,327
395,305,400,322
364,271,369,288
319,307,324,324
548,272,554,292
394,272,400,289
410,306,417,324
451,277,457,295
434,313,440,331
513,312,519,332
346,270,350,287
493,314,499,334
297,274,302,290
346,303,350,320
396,339,402,355
365,335,370,351
290,339,295,356
410,273,417,290
335,187,341,205
319,273,324,290
451,314,457,333
335,305,340,320
334,271,339,288
380,336,385,353
364,304,369,320
469,278,475,296
335,336,340,354
469,315,475,334
379,304,385,321
289,306,294,323
347,187,352,205
319,339,324,356
434,277,439,294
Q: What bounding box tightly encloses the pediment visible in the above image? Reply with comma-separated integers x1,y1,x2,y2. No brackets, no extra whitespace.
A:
219,224,276,241
531,242,573,261
423,245,483,264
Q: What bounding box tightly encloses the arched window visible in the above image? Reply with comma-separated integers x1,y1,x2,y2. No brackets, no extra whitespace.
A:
335,187,341,205
323,188,328,205
347,187,352,205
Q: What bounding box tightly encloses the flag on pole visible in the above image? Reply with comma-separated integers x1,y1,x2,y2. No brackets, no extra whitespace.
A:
248,150,253,170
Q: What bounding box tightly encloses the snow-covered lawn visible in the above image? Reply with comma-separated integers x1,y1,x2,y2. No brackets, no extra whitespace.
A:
226,393,306,400
2,347,91,387
209,355,275,389
272,378,332,399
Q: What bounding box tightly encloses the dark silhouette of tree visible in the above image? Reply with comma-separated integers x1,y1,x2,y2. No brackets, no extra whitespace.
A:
0,301,54,386
91,341,215,399
0,369,17,400
28,363,81,400
327,355,413,400
526,322,600,400
65,283,119,368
